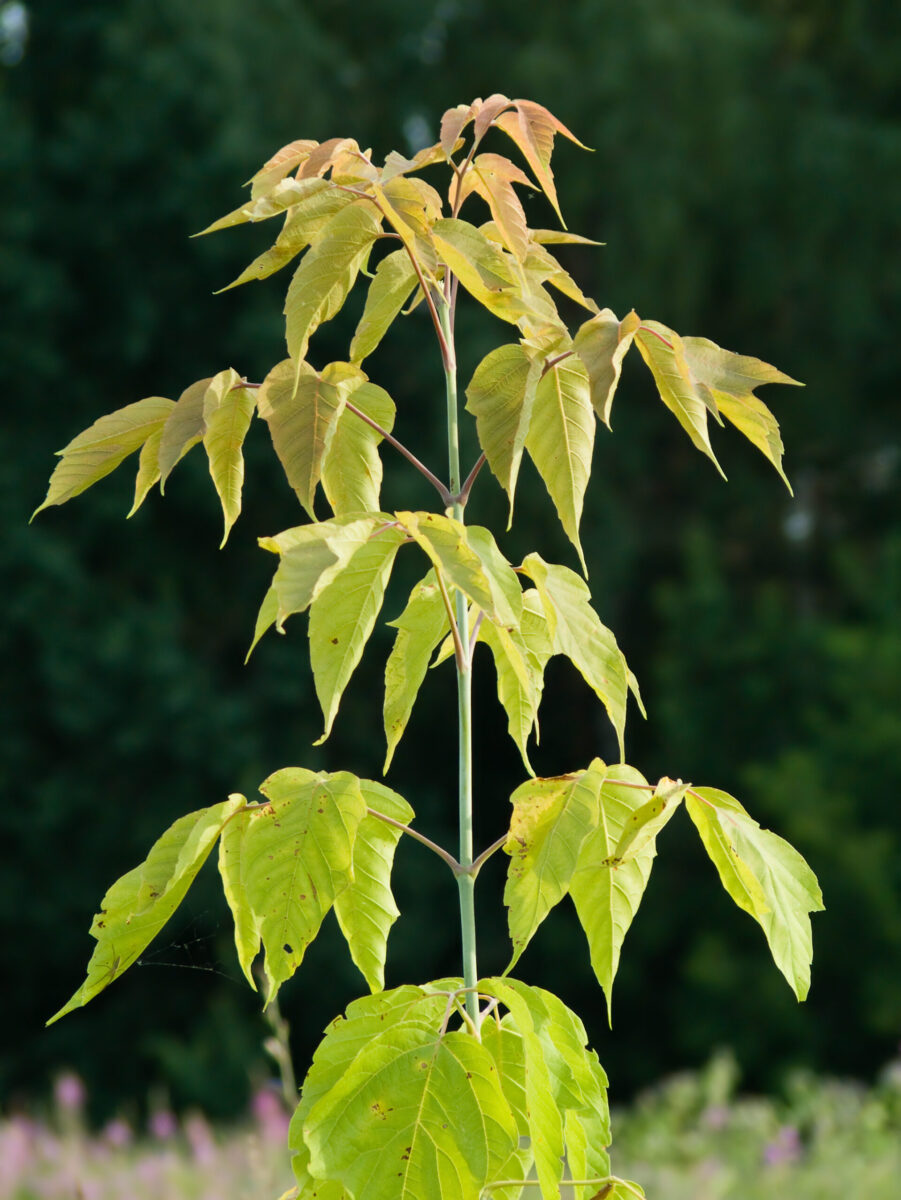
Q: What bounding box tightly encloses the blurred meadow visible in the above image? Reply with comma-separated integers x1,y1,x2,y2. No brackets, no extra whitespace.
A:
2,0,901,1193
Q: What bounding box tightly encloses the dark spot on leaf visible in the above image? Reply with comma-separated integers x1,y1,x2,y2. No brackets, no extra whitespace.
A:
330,637,339,644
283,944,293,954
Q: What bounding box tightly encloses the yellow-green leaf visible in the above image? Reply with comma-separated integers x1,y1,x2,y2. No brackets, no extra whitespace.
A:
319,365,396,516
202,370,256,545
157,377,213,488
350,250,419,363
573,309,640,428
610,776,687,865
218,802,266,988
128,424,166,517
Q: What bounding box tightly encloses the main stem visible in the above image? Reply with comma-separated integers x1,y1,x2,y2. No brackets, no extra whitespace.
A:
439,300,480,1029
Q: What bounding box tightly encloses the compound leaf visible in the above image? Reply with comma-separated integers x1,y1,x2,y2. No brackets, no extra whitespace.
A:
34,396,175,517
309,525,406,741
521,554,631,758
525,354,593,572
686,787,824,1000
504,762,607,966
285,203,382,363
245,768,367,998
257,358,345,518
573,309,640,428
465,342,541,525
334,779,414,992
48,796,244,1024
383,571,450,772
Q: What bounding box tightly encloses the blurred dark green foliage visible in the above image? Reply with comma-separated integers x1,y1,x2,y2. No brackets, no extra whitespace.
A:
3,0,899,1119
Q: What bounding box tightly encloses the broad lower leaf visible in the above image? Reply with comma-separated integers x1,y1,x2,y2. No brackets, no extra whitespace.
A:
634,321,725,474
525,354,593,572
504,762,607,966
309,525,406,740
245,768,367,998
34,396,175,517
261,514,387,628
465,343,541,525
201,370,256,545
682,336,801,490
257,358,345,518
610,776,687,865
569,765,661,1021
383,570,450,772
284,203,382,363
319,365,396,516
395,512,519,627
494,100,589,226
686,787,824,1000
48,796,244,1023
157,377,213,487
521,554,631,757
304,1020,517,1199
334,780,413,992
573,309,640,428
350,249,419,363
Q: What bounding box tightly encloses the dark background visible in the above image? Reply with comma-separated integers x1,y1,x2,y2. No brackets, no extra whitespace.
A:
3,0,900,1121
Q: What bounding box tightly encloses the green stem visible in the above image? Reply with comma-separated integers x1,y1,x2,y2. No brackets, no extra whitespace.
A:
439,299,480,1029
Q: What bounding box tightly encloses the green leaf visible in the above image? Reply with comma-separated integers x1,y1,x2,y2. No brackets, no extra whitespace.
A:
429,218,525,322
504,762,606,966
217,802,266,988
334,780,413,992
285,203,382,362
319,366,397,517
634,321,725,474
478,612,543,774
350,250,419,363
521,554,631,758
525,354,593,572
569,765,661,1021
465,343,541,525
261,514,386,628
573,309,641,428
257,358,345,518
201,371,256,546
128,424,166,517
304,1011,517,1199
48,796,244,1024
309,525,406,741
383,571,451,772
480,978,611,1200
245,585,279,662
610,776,687,865
157,377,213,488
245,768,367,998
395,512,519,627
686,787,824,1000
34,396,175,517
681,336,801,491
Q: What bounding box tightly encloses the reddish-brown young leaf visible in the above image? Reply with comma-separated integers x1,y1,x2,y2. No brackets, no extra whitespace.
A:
495,100,590,226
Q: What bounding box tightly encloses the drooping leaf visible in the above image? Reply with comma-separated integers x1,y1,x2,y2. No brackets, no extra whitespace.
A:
521,554,631,757
284,203,382,363
610,776,688,865
34,396,175,517
504,762,607,966
334,780,413,992
440,102,475,156
201,371,256,545
261,514,386,628
461,153,533,260
245,768,367,998
218,802,266,988
523,241,599,314
128,424,166,517
350,250,419,363
464,343,541,525
157,377,213,487
383,571,451,772
303,1009,518,1199
257,358,345,518
494,100,590,225
686,787,824,1000
569,765,662,1021
524,354,594,572
319,365,397,515
48,796,244,1023
681,337,801,490
395,512,519,627
573,309,641,428
479,619,539,775
634,321,725,474
245,585,279,662
309,525,406,741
